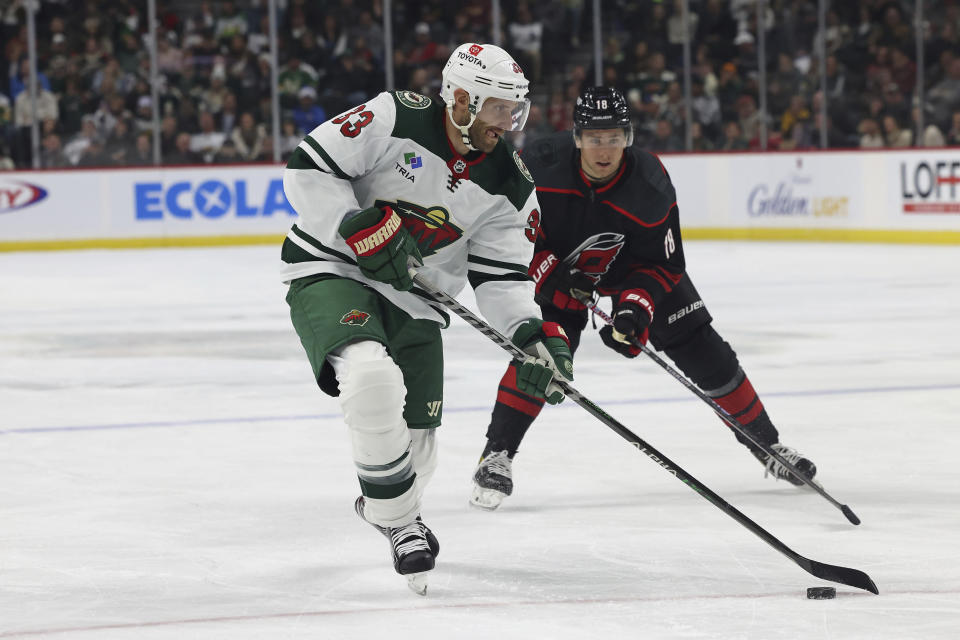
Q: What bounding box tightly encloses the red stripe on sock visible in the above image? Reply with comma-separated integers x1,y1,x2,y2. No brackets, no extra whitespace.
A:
714,378,763,417
496,366,545,417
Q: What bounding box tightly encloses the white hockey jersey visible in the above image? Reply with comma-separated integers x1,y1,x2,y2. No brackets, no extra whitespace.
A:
281,90,541,339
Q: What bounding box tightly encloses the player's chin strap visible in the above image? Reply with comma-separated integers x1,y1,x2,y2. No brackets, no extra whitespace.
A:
574,291,862,526
406,262,878,595
446,104,479,151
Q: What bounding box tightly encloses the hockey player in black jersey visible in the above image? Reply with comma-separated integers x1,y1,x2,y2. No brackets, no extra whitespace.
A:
470,86,817,510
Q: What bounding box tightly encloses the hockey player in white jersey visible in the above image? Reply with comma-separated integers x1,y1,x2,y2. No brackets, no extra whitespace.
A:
281,43,574,594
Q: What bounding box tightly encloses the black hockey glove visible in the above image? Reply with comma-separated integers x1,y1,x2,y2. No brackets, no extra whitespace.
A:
511,319,574,404
529,250,595,310
599,289,654,358
339,206,423,291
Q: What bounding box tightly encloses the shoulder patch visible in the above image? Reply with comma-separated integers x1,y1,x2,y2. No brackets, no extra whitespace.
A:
396,91,432,110
513,150,533,183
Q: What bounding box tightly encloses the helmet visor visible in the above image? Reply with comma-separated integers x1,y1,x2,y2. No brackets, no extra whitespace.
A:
477,97,531,132
575,126,634,148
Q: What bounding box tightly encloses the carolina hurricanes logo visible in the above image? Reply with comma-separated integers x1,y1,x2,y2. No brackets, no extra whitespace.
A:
565,233,626,282
375,199,463,256
340,309,371,326
468,44,483,56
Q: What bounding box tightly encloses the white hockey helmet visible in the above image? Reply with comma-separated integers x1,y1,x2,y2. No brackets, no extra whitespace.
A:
440,43,531,146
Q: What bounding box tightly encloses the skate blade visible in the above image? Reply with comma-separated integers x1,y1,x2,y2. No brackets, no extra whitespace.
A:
406,571,429,596
469,485,506,511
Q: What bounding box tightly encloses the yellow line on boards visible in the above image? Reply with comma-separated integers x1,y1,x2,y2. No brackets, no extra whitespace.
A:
0,235,287,252
2,229,960,252
682,228,960,245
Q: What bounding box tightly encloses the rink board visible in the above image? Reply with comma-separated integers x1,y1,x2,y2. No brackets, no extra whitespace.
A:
1,149,959,250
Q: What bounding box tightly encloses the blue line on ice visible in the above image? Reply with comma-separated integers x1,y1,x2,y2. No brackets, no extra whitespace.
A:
4,382,957,435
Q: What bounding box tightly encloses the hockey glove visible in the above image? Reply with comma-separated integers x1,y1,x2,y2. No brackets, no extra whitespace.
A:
511,319,574,404
339,206,423,291
529,251,595,310
599,289,654,358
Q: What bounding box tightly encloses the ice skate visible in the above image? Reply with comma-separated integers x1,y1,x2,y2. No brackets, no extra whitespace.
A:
753,443,817,486
469,449,514,510
354,496,437,594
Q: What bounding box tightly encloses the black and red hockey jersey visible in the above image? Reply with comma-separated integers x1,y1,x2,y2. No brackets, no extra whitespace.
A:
522,132,686,313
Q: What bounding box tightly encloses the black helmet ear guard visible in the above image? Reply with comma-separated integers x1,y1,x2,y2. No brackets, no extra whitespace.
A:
573,86,633,146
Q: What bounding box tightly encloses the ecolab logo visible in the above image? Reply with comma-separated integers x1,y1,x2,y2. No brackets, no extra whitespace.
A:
135,178,294,220
0,179,48,213
900,160,960,213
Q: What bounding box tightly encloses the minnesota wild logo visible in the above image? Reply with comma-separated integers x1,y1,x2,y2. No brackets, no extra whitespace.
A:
375,199,463,256
340,309,371,326
513,150,533,183
397,91,431,109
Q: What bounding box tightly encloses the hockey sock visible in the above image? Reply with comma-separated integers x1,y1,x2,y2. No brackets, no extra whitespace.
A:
484,362,544,455
331,341,420,528
704,368,780,450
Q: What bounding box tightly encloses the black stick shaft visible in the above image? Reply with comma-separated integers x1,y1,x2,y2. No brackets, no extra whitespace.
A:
412,272,878,594
584,300,861,526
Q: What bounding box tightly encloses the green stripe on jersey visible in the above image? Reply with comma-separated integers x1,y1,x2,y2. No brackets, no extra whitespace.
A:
290,225,357,264
302,136,350,179
468,254,528,273
468,270,530,289
286,147,321,171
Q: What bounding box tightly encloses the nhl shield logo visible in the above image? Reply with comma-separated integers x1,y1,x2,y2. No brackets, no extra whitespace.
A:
340,309,371,326
453,159,467,174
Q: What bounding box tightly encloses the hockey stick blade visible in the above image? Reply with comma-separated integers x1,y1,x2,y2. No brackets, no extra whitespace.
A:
409,269,878,594
580,296,862,526
802,557,879,594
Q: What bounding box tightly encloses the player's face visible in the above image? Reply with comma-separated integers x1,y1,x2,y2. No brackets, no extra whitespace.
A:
577,128,628,182
469,97,526,153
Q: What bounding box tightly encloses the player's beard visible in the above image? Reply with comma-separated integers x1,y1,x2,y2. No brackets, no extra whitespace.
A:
468,119,503,153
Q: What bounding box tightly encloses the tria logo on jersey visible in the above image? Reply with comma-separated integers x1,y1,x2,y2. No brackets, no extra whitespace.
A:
395,152,422,183
340,309,371,326
375,198,463,256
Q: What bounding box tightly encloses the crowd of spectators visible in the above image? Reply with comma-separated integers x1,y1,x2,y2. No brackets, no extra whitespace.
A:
1,0,959,170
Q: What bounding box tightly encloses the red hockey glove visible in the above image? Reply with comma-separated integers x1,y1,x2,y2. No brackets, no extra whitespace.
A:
599,290,654,358
339,206,423,291
529,251,595,310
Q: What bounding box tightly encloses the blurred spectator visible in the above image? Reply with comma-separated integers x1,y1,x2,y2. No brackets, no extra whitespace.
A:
913,107,945,147
947,110,960,146
0,140,14,170
40,132,67,168
13,82,58,165
214,138,241,163
9,59,51,100
278,56,318,109
231,111,266,161
104,117,136,165
882,114,912,147
928,58,960,128
721,120,748,150
201,67,231,115
219,92,239,135
280,118,301,160
735,95,764,144
648,118,683,152
690,121,715,151
691,77,721,138
666,0,698,67
215,1,247,42
656,81,686,134
350,11,384,65
318,14,349,60
157,32,185,76
64,116,102,166
715,62,743,120
190,110,226,163
292,86,326,135
129,131,154,166
779,95,812,150
858,118,884,148
168,132,201,165
134,96,155,133
509,4,543,83
160,115,179,157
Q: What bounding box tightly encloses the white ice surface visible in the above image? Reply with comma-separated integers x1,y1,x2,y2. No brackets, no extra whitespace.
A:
1,242,958,639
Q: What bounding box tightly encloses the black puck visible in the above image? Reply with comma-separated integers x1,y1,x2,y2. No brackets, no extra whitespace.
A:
807,587,836,599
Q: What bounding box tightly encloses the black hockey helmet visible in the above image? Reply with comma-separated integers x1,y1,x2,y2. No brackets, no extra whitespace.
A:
573,86,633,146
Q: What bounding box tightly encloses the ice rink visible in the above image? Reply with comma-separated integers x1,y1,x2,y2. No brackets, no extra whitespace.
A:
2,241,958,639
